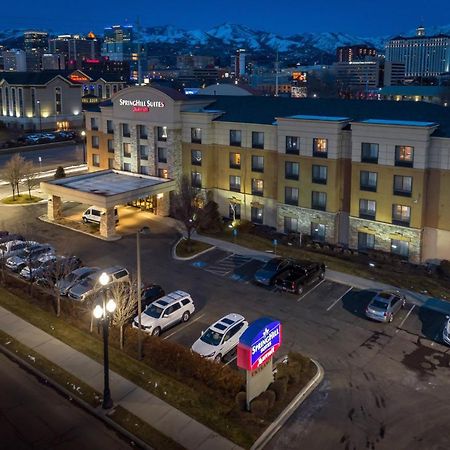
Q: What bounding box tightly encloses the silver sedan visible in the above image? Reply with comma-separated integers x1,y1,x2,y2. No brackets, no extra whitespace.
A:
365,291,406,323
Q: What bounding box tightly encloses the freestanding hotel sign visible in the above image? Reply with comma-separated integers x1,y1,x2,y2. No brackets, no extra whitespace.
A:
237,317,282,409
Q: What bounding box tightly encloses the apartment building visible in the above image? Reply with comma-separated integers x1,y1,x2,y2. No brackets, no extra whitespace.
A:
84,85,450,263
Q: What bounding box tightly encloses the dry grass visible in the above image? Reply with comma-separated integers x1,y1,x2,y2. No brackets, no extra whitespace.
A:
175,238,213,258
1,194,43,204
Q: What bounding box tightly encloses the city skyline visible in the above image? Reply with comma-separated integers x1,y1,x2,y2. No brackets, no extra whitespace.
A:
0,0,448,37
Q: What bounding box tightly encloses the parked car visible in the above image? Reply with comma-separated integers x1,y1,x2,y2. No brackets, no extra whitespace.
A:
35,255,83,284
56,267,99,296
365,291,406,323
0,233,25,244
133,290,195,336
68,266,129,301
0,240,33,260
5,243,54,272
19,254,57,281
254,257,293,286
191,313,248,362
141,284,165,309
275,261,326,295
82,206,119,225
442,316,450,346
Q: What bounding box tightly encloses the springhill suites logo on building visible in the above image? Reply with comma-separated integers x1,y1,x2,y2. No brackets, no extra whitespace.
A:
119,98,166,110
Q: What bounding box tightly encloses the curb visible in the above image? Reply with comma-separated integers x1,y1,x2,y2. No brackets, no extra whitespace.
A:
250,359,324,450
0,140,76,155
38,215,122,241
172,236,216,261
0,343,153,450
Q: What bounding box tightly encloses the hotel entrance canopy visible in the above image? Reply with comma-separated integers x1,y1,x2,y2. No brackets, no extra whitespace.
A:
40,170,176,238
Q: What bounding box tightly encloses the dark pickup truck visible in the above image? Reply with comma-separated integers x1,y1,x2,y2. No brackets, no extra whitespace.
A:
275,261,325,295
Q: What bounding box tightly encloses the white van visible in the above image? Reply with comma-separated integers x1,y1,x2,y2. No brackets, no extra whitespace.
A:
82,206,118,224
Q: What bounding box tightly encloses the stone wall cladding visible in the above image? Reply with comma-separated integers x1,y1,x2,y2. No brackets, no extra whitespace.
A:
130,125,138,173
146,127,156,176
167,128,183,182
349,216,422,262
113,123,122,170
277,204,338,243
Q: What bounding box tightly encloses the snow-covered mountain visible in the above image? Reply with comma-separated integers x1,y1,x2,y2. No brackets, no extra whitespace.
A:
1,23,449,65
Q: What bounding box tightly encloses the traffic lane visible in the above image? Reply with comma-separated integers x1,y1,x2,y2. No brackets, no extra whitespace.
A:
0,352,132,450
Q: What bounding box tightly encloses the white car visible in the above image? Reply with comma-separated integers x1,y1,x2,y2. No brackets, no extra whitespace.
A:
443,316,450,346
191,313,248,362
133,290,194,336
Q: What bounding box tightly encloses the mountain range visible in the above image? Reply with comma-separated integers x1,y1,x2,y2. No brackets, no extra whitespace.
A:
1,23,450,66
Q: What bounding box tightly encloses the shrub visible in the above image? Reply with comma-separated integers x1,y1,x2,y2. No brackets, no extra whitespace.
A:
438,260,450,279
259,389,276,409
235,391,247,411
54,166,66,179
250,395,269,417
269,378,287,401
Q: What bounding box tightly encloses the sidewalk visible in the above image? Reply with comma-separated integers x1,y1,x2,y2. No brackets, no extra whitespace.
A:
0,305,242,450
191,232,450,314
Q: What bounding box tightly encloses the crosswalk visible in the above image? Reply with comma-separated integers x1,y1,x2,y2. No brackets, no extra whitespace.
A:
203,254,252,276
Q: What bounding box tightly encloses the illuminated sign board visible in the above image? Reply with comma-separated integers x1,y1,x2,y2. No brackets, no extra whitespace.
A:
69,73,90,83
292,72,307,82
237,318,282,371
119,98,165,112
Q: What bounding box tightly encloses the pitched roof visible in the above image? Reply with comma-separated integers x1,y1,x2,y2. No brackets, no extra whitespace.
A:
199,96,450,137
0,71,75,86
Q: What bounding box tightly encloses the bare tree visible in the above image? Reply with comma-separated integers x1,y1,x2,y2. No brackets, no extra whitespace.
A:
171,175,201,252
1,154,25,200
22,161,39,200
109,281,137,350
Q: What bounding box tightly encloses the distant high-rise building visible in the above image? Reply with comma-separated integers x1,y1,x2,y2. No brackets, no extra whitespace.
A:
336,45,377,63
24,31,48,54
101,25,134,61
385,25,450,78
42,53,65,70
2,49,27,71
232,49,246,78
176,55,215,69
49,33,100,69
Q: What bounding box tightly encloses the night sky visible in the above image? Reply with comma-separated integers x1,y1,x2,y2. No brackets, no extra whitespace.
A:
0,0,448,36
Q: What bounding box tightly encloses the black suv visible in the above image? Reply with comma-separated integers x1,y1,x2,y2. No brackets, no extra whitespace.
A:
275,261,325,295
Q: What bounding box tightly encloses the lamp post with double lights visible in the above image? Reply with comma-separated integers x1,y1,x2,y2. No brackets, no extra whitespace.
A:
93,272,117,409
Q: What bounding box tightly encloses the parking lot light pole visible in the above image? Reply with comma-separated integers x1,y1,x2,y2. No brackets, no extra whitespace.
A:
80,130,86,164
94,272,116,409
36,100,42,132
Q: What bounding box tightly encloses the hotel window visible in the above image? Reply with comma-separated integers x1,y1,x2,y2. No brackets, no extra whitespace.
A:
395,145,414,167
140,165,150,175
123,162,131,172
91,135,99,149
359,199,376,220
252,131,264,149
191,150,202,166
108,158,114,169
123,142,131,158
311,223,326,242
360,171,378,192
251,155,264,172
191,127,202,144
105,85,111,98
5,87,10,117
138,125,147,140
392,204,411,226
252,179,264,196
90,117,98,131
229,175,241,192
285,161,299,180
393,175,413,197
361,143,379,163
191,172,202,188
55,87,62,115
157,126,168,142
311,191,327,211
97,84,103,98
313,138,328,158
251,207,264,224
391,239,409,258
229,203,241,220
157,147,167,163
230,129,242,146
229,152,241,169
11,88,16,117
284,217,298,233
122,123,130,137
92,154,100,167
18,88,24,117
107,139,114,153
285,187,299,206
31,88,36,116
312,165,327,184
0,87,3,116
286,136,300,155
106,120,114,134
140,145,149,160
358,232,375,252
158,168,169,179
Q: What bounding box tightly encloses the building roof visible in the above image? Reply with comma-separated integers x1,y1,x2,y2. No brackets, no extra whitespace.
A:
199,96,450,137
0,71,76,86
389,34,450,41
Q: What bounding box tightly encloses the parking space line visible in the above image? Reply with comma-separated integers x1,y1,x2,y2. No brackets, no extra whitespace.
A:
398,304,415,329
326,286,353,311
162,313,206,340
297,279,325,302
224,355,237,366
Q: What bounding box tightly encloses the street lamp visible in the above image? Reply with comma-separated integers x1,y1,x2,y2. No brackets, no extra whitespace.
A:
36,100,42,132
80,130,86,164
93,272,116,409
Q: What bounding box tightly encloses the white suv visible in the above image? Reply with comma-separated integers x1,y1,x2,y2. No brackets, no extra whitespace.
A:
191,313,248,362
133,290,194,336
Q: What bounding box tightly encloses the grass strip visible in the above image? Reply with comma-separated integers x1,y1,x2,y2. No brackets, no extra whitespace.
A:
175,238,213,258
1,194,43,204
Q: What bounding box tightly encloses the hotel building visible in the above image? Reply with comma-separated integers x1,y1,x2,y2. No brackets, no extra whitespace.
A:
84,85,450,263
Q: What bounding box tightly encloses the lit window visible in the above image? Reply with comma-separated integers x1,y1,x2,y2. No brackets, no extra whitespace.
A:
313,138,328,157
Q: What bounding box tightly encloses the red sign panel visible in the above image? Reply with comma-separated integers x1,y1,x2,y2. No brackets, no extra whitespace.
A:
132,106,150,113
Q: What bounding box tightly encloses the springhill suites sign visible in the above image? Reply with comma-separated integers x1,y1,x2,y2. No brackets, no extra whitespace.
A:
119,98,166,112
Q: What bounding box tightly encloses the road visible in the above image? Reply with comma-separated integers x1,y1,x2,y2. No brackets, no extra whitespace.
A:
2,203,450,449
0,352,132,450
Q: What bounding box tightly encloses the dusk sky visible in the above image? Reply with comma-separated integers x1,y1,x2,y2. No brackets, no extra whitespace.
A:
1,0,448,36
